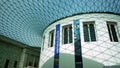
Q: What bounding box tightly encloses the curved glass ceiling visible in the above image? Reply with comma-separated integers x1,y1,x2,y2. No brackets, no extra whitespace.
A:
0,0,120,47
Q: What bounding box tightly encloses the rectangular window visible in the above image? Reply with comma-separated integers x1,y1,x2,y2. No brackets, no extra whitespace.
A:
34,57,39,67
49,30,54,47
4,59,9,68
42,36,45,51
63,24,73,44
13,61,17,68
107,22,118,42
83,22,96,42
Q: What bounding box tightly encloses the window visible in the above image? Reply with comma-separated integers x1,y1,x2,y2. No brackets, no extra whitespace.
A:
107,22,118,42
28,62,32,66
4,59,9,68
49,30,54,47
42,36,45,50
26,54,34,67
34,57,39,67
63,24,72,44
83,22,96,42
13,61,17,68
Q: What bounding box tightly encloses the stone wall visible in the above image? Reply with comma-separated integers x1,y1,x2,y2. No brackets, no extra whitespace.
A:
0,35,40,68
0,41,22,68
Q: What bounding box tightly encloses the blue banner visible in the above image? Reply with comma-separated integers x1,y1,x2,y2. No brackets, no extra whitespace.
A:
73,20,83,68
54,24,60,68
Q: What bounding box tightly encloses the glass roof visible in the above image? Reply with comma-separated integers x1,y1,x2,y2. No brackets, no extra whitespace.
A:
0,0,120,47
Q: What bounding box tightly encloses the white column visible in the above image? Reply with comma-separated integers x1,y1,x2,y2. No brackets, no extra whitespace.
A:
18,49,27,68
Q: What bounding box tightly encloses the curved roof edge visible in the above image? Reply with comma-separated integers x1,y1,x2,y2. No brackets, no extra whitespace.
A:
43,12,120,35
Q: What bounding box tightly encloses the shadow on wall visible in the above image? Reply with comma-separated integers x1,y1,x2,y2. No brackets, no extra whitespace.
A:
41,53,103,68
83,57,103,68
104,65,120,68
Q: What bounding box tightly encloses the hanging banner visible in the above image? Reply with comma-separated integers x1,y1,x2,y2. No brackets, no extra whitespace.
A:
73,20,83,68
54,24,60,68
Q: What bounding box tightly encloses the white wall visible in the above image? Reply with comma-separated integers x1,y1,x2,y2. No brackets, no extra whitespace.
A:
39,13,120,68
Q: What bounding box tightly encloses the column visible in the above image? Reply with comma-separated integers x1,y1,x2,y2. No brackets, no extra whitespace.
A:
18,48,27,68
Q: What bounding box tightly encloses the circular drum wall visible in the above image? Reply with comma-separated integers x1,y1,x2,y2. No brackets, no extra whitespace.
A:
40,13,120,68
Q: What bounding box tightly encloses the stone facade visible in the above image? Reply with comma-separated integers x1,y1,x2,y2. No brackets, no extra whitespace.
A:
0,35,40,68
